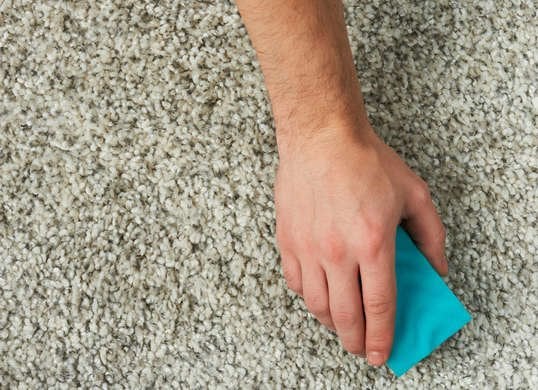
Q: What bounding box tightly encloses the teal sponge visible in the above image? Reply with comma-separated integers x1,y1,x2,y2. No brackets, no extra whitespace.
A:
386,226,472,377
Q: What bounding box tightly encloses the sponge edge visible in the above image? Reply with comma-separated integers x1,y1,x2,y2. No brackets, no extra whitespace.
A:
385,226,472,377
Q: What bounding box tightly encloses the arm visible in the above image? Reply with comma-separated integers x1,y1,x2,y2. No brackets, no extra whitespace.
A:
236,0,448,367
236,0,368,145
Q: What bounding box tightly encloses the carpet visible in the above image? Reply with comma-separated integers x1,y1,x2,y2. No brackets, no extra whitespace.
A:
0,0,536,387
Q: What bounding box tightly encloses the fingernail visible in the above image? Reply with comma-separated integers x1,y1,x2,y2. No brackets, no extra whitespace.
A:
367,351,385,367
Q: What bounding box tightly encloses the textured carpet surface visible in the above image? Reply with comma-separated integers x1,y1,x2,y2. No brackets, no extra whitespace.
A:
1,0,537,388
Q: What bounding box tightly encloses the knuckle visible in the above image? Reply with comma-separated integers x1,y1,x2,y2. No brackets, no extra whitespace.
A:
284,271,301,290
361,220,385,258
283,268,302,293
279,253,302,294
297,233,316,256
364,294,393,316
288,283,303,295
304,293,329,317
363,215,385,236
320,230,347,265
413,180,432,205
280,255,294,276
332,310,359,329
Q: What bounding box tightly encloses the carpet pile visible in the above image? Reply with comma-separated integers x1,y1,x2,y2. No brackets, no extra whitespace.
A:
0,0,536,387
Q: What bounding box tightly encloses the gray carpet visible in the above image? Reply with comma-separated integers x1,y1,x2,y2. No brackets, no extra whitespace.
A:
1,0,536,388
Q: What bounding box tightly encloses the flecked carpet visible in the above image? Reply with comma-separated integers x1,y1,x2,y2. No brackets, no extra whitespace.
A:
0,0,536,388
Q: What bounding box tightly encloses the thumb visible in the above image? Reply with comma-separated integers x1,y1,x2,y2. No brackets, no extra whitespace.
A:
401,181,448,276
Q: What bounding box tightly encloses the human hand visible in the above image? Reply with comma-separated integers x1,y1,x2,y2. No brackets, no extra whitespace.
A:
274,123,448,366
235,0,447,367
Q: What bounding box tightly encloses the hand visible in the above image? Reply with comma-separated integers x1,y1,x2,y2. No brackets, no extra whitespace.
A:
274,123,448,366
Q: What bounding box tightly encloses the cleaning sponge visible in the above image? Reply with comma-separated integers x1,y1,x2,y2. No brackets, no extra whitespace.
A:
385,226,472,377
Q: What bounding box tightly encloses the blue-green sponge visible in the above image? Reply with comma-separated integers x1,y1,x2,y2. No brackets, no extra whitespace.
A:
386,226,472,377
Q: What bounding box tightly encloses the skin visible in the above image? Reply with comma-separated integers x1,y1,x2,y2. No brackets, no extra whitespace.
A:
235,0,448,367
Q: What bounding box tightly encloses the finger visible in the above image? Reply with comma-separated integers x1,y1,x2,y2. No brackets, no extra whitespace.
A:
301,262,335,331
360,228,397,367
325,262,365,356
402,181,448,276
280,250,303,296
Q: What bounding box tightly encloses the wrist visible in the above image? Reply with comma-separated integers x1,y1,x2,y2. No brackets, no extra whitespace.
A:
273,79,374,155
275,114,376,162
271,68,366,129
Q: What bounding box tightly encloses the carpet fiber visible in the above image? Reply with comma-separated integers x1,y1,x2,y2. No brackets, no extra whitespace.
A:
1,0,536,388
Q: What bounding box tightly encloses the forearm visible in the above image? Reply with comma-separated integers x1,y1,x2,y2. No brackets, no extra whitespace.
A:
235,0,370,151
